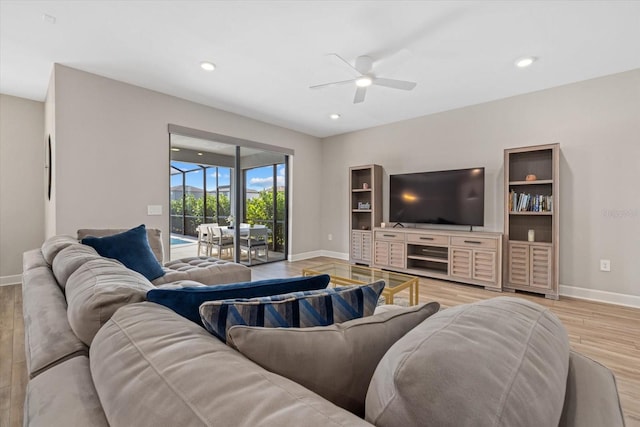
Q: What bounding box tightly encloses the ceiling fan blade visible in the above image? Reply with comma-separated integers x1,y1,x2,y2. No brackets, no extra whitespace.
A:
373,78,417,91
309,79,356,90
327,53,361,77
354,87,367,104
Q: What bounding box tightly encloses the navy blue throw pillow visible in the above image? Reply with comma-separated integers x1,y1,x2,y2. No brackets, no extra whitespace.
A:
81,224,165,281
146,274,331,324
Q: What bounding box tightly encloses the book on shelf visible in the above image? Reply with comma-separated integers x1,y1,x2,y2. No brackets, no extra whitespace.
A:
509,190,552,212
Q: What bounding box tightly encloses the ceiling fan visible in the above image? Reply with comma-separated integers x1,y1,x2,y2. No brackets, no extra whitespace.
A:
310,53,417,104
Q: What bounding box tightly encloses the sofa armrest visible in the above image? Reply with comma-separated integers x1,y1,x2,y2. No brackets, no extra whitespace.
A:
559,351,626,427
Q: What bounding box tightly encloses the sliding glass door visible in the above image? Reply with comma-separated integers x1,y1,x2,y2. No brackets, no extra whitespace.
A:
169,130,290,265
238,147,288,264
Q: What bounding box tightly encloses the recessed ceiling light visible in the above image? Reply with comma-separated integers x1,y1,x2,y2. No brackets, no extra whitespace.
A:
197,152,204,156
515,56,537,68
200,61,216,71
42,14,56,24
330,113,341,120
171,148,180,152
355,76,373,87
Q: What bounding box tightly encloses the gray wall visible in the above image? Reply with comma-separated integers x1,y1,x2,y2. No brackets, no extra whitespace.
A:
44,69,56,239
0,94,45,280
321,69,640,299
50,65,323,258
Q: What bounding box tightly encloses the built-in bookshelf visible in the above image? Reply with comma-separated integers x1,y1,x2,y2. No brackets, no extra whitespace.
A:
503,143,559,299
349,165,382,265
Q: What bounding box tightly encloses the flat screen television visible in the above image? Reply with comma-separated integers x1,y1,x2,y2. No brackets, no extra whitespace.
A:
389,167,485,226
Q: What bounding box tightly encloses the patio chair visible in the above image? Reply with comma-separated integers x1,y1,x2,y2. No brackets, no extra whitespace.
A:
196,223,218,256
239,227,269,265
210,226,234,259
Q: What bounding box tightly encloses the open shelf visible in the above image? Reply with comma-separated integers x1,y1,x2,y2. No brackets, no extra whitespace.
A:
407,244,448,260
509,211,553,216
509,180,553,186
407,255,448,263
407,258,449,274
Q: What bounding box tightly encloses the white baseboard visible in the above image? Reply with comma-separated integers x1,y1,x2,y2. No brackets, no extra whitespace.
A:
0,274,22,286
288,251,348,262
319,251,349,261
560,285,640,309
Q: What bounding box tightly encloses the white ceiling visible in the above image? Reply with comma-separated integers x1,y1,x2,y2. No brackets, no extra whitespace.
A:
1,1,639,138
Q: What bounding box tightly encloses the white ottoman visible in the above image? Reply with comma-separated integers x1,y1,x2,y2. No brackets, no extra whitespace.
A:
152,256,251,286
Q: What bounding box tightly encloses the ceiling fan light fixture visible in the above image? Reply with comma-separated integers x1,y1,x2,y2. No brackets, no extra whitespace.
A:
355,76,373,87
200,61,216,71
515,56,537,68
329,113,341,120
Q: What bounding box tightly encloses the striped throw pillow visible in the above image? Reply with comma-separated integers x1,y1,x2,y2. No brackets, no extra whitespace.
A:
199,280,385,342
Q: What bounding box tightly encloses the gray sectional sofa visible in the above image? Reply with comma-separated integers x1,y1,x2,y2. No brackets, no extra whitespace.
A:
22,234,626,427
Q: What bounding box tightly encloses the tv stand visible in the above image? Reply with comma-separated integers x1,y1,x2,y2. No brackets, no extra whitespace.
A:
372,227,503,291
392,223,404,228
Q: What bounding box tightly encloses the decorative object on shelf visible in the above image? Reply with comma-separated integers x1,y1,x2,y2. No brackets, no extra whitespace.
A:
361,226,370,230
525,174,537,181
358,202,371,210
362,182,369,189
380,222,386,228
528,230,535,242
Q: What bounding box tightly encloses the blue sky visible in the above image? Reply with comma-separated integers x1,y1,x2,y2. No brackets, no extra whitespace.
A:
171,162,284,191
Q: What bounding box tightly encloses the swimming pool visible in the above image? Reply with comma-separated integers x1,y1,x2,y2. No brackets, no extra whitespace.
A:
170,236,194,245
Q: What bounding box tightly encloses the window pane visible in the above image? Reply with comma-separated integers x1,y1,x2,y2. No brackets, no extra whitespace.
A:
184,167,204,236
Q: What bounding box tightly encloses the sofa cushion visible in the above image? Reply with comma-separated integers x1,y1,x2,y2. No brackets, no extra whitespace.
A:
41,235,78,265
147,274,330,324
24,356,109,427
152,256,251,286
52,244,101,290
21,265,88,379
65,258,155,345
228,302,440,417
81,224,165,281
78,226,164,264
200,280,385,342
90,302,372,427
365,297,570,427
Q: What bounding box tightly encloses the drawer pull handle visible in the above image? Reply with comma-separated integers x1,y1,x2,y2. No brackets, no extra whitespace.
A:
464,240,482,244
383,234,396,238
420,237,434,241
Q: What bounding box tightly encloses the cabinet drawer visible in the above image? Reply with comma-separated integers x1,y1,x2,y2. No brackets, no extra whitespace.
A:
406,233,449,245
450,236,497,250
375,231,405,241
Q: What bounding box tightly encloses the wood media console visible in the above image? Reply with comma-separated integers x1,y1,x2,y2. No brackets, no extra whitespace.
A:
371,227,503,291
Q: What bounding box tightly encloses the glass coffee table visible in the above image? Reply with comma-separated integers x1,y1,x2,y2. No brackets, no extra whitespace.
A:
302,262,419,306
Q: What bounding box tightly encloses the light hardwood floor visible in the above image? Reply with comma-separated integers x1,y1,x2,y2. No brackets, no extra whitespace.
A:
2,256,639,426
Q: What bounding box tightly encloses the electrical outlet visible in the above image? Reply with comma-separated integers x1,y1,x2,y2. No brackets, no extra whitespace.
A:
600,259,611,272
328,234,333,241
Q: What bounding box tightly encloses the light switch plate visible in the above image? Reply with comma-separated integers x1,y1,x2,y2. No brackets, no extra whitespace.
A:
147,205,162,216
